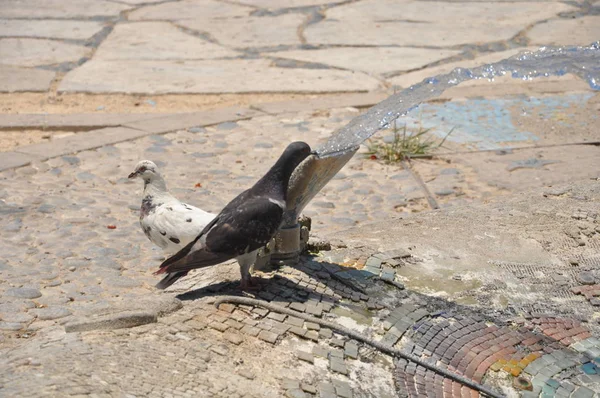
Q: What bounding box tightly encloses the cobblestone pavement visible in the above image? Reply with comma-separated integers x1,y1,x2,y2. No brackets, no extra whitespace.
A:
2,158,600,397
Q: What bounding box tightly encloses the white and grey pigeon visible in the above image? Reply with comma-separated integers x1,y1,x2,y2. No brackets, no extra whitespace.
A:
154,141,313,290
128,160,216,255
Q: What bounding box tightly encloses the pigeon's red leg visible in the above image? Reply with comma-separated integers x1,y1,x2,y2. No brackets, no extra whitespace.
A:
238,251,260,290
239,277,260,290
239,273,261,290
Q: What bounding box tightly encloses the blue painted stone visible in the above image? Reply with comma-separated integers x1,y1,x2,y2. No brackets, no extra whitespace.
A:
541,383,556,395
381,271,395,281
363,266,380,275
408,93,593,150
581,362,597,375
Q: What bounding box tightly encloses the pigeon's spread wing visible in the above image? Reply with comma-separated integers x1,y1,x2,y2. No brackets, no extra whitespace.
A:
143,201,215,253
205,195,284,255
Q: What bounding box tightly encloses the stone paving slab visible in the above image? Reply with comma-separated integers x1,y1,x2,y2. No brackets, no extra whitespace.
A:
128,0,251,21
14,126,150,160
391,49,599,93
435,74,594,101
271,47,461,76
306,19,519,48
123,106,262,134
0,38,89,67
58,59,381,94
0,19,105,40
0,65,55,92
0,0,594,96
389,48,536,88
0,151,43,170
0,0,132,19
236,0,347,7
0,92,387,131
528,16,600,46
178,13,305,48
253,92,388,114
94,22,241,61
65,311,158,333
0,113,162,130
117,0,164,4
446,145,600,193
305,0,575,47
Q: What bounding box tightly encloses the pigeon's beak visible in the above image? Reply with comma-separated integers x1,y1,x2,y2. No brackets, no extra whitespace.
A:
310,150,319,158
128,171,138,179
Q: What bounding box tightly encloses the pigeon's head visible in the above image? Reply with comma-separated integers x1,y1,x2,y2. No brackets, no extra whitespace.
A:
281,141,313,171
128,160,160,182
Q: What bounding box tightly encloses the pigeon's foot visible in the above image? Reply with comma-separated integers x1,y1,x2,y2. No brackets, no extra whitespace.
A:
239,276,261,291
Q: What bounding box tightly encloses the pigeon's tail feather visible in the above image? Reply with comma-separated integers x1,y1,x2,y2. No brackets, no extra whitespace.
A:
154,216,220,274
156,239,198,273
156,247,235,275
155,271,188,290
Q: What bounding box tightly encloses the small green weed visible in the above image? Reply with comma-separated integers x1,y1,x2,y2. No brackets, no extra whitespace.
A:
365,121,453,163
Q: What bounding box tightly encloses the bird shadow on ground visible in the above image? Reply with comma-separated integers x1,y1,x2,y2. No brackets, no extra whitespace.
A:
174,255,375,308
173,254,586,367
172,253,557,329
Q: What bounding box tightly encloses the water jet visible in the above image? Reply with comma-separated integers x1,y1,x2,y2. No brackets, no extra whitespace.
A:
266,43,600,265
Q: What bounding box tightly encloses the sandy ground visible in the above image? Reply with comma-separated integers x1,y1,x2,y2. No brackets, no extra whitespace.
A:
0,92,343,114
0,129,76,151
0,91,351,151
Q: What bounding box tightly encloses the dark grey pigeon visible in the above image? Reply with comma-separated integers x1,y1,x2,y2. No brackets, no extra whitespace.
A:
154,141,313,290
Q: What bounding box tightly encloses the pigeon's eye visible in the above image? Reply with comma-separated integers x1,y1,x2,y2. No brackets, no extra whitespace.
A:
139,166,147,172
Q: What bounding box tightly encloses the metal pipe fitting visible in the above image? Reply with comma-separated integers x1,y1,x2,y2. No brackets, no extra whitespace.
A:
270,223,301,265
